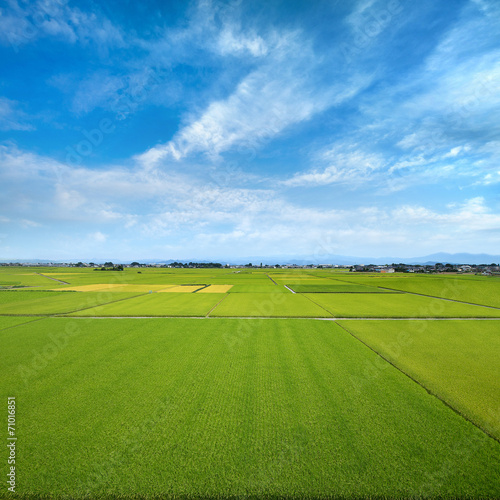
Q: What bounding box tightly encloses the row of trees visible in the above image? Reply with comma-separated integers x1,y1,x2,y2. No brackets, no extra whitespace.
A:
92,263,124,271
167,262,223,268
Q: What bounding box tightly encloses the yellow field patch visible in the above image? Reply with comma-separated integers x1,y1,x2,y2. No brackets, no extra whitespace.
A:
50,284,175,292
158,285,204,293
197,285,233,293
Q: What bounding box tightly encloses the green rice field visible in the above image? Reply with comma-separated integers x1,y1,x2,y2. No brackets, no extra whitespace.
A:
0,266,499,498
288,283,397,293
337,319,500,441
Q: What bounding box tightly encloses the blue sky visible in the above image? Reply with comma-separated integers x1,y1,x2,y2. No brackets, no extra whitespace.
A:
1,0,499,261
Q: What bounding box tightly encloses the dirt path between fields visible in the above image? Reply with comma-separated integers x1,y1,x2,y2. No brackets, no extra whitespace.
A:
40,316,500,320
266,274,278,285
36,273,70,285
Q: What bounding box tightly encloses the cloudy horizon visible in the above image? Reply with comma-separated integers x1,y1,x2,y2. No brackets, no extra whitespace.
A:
1,0,499,261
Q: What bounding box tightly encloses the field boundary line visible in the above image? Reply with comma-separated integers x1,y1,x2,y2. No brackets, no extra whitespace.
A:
284,285,296,294
335,321,500,445
0,316,48,331
205,293,230,317
299,293,335,317
50,292,151,316
265,274,278,285
328,275,500,310
376,286,500,310
36,273,70,285
5,314,500,320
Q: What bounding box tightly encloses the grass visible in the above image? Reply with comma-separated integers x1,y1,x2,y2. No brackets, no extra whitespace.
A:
0,290,141,315
304,292,500,317
227,284,289,293
288,283,397,293
66,292,226,317
0,290,65,304
158,285,206,293
0,315,44,330
209,292,332,317
0,272,63,287
337,319,500,441
1,318,499,498
50,284,176,292
197,285,233,293
2,267,499,498
334,275,500,308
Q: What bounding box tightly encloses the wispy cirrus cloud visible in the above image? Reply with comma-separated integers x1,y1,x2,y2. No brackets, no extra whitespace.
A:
283,145,386,187
0,0,125,51
2,0,500,260
135,28,372,165
283,0,500,191
0,97,34,131
2,143,500,258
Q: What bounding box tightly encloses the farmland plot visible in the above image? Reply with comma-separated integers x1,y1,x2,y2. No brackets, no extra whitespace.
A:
305,292,500,317
0,290,141,315
288,283,397,293
209,292,331,317
0,318,498,498
337,319,500,440
334,275,500,308
0,315,44,330
66,292,226,317
51,284,176,293
227,284,289,293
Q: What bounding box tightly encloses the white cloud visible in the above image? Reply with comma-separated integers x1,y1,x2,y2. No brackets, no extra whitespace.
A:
0,97,34,131
136,22,372,166
0,0,125,50
443,145,469,158
2,144,500,257
90,231,107,243
70,72,126,114
217,26,268,57
284,145,386,187
21,219,42,228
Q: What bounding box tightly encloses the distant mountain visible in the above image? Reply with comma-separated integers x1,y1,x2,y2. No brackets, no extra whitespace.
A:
1,253,498,266
215,253,500,266
403,253,500,265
